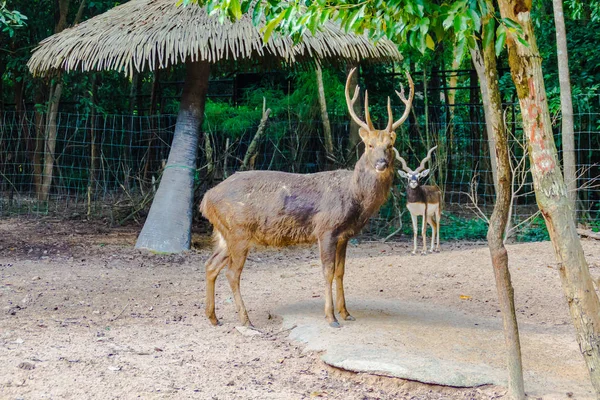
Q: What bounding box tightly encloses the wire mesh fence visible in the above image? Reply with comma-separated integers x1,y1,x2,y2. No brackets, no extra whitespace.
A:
0,95,598,240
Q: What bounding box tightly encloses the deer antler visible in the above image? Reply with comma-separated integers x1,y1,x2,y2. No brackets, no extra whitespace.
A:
391,71,415,131
364,91,375,130
345,68,370,132
414,145,438,173
393,148,412,173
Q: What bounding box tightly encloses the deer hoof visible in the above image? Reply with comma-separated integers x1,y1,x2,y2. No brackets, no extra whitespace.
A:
343,314,356,321
421,251,427,256
329,321,341,328
411,251,416,256
208,316,221,326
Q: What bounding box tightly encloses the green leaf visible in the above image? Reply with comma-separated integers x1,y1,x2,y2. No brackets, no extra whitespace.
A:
252,1,263,25
455,37,466,63
502,17,521,31
229,0,242,20
482,17,495,49
453,14,468,34
517,35,530,48
442,13,454,30
495,24,506,56
262,11,285,42
426,33,435,50
467,9,481,32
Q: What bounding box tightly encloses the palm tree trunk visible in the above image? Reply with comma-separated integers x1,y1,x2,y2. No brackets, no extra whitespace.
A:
497,1,600,395
135,60,210,253
552,0,577,218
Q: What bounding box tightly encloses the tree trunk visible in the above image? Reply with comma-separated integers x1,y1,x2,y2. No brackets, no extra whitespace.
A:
552,0,577,219
38,0,86,201
33,82,46,196
144,69,161,181
316,63,334,158
135,60,210,253
471,9,525,394
87,75,98,217
497,1,600,395
472,54,500,196
242,98,271,171
0,60,5,112
39,81,63,202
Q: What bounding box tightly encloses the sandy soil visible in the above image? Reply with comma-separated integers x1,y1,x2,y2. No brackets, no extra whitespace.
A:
1,218,599,399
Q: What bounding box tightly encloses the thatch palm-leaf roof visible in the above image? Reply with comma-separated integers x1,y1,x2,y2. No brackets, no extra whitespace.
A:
27,0,401,77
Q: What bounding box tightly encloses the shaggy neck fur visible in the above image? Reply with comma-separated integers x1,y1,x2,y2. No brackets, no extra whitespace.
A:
351,153,394,215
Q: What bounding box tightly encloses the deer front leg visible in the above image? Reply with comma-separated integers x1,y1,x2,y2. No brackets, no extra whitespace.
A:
428,216,436,253
319,233,340,328
335,239,354,321
225,240,251,327
411,213,418,255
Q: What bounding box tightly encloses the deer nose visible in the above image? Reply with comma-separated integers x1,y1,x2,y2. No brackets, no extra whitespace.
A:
375,159,389,172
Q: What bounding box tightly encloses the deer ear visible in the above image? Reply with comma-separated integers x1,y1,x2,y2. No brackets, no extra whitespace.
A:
359,127,370,143
420,169,430,178
398,170,409,179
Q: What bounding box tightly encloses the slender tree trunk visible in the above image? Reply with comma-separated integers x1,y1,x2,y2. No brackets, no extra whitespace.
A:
498,1,600,395
0,60,5,112
39,81,63,201
87,75,98,217
316,64,334,158
143,69,161,181
242,98,270,171
33,82,46,195
471,15,525,396
472,53,500,195
552,0,577,219
38,0,86,201
135,60,210,253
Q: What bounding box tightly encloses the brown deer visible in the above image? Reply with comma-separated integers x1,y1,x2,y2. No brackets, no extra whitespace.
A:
200,68,414,328
394,146,441,255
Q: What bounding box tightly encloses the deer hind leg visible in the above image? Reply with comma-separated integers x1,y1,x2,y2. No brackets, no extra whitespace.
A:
205,231,230,326
319,233,340,328
334,239,354,321
421,211,428,255
428,215,437,253
435,208,442,252
411,213,418,255
225,239,252,327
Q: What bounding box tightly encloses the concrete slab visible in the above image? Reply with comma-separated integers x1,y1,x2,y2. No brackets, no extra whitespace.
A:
276,298,594,399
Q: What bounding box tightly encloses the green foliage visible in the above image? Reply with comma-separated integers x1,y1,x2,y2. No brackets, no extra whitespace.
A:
184,0,523,66
0,2,27,38
515,217,550,242
200,67,348,139
438,214,489,241
203,100,262,138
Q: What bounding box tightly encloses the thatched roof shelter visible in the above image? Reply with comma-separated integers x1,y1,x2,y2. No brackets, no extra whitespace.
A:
28,0,401,77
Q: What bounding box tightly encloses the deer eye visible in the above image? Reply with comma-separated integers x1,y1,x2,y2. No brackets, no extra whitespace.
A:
368,144,374,149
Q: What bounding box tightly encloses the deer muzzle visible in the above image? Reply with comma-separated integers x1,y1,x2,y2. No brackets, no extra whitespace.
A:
375,159,389,172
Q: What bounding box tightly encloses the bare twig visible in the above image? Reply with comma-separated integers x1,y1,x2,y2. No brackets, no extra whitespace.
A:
110,301,130,322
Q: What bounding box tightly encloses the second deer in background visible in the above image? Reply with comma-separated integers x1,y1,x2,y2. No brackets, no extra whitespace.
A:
394,147,441,255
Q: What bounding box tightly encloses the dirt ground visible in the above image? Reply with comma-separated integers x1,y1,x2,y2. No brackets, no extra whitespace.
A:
1,218,599,399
